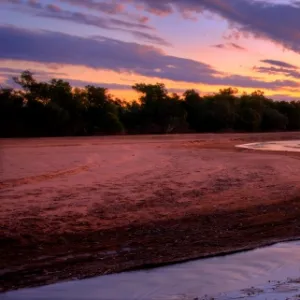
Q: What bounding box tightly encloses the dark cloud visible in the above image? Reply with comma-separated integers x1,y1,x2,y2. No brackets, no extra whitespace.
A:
138,2,174,16
9,0,300,54
230,43,246,51
0,67,132,90
64,79,132,90
261,59,298,69
11,0,152,30
212,43,246,51
0,67,66,77
0,66,67,87
27,0,42,9
254,59,300,80
129,30,171,46
7,0,300,54
254,66,300,80
0,26,298,90
129,0,300,53
57,0,152,28
212,44,226,49
1,0,169,46
0,0,22,4
58,0,125,14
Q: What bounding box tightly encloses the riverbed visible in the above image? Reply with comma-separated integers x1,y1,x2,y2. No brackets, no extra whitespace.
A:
1,132,300,291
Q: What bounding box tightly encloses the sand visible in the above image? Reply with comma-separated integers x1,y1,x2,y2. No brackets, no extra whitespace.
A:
1,132,300,291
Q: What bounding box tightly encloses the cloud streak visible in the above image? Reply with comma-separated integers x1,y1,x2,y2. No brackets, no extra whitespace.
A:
260,59,298,69
212,43,246,51
254,66,300,79
58,0,125,15
57,0,150,24
0,26,298,90
0,0,169,46
0,66,66,77
254,59,300,80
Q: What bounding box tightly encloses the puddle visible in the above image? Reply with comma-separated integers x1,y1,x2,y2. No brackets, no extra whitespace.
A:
2,241,300,300
236,140,300,152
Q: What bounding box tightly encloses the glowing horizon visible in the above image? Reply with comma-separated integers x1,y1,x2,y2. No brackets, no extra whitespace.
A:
1,0,300,102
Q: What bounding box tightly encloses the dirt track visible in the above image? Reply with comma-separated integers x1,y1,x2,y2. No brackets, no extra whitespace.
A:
1,132,300,291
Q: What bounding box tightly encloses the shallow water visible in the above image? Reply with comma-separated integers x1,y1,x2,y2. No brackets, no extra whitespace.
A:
237,140,300,152
3,241,300,300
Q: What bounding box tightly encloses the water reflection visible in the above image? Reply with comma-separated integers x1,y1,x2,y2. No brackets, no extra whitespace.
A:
237,140,300,152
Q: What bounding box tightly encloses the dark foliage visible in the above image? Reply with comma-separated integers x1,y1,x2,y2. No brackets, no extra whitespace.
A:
1,71,300,137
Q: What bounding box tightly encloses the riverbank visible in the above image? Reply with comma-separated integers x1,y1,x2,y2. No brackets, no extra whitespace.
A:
3,241,300,299
1,132,300,291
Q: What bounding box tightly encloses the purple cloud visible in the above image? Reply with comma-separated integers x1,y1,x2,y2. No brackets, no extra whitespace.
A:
0,25,299,90
0,0,169,46
127,0,300,53
230,43,246,51
254,59,300,80
7,0,151,30
0,67,66,77
212,43,246,51
61,79,131,90
0,66,67,88
260,59,298,69
58,0,125,14
57,0,152,27
212,44,226,49
6,0,300,53
254,66,300,80
0,73,132,91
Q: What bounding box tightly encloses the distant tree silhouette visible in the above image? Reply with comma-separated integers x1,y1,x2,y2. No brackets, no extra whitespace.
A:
132,83,187,133
1,71,300,137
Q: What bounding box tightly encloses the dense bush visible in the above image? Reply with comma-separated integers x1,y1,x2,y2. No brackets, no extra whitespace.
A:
1,71,300,137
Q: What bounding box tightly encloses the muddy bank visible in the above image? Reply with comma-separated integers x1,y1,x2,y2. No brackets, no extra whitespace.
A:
2,197,300,292
3,241,300,300
1,132,300,291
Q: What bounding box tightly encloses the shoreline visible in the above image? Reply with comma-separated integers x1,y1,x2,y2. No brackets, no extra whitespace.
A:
4,242,300,300
2,196,300,292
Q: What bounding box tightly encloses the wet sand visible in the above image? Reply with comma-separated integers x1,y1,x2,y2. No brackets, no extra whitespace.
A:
1,132,300,291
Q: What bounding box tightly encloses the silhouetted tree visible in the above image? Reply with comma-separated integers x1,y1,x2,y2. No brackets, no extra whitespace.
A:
1,71,299,137
132,83,187,133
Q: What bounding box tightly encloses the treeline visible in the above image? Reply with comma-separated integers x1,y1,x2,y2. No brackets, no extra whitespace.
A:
1,71,300,137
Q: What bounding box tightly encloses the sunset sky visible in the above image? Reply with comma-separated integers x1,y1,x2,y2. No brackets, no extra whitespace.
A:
1,0,300,101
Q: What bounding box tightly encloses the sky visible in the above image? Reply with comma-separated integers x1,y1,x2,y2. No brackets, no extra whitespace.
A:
1,0,300,101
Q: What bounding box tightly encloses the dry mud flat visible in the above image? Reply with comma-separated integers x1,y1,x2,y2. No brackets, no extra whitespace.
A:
1,132,300,291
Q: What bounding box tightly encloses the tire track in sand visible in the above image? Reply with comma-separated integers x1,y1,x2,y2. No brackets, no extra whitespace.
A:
0,165,90,190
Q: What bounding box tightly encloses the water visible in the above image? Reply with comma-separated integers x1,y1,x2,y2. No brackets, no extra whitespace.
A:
236,140,300,152
2,241,300,300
